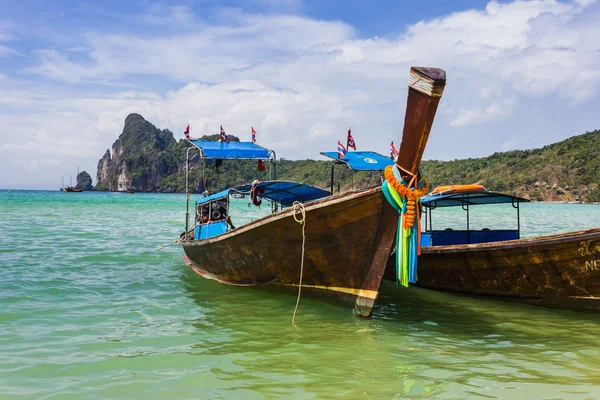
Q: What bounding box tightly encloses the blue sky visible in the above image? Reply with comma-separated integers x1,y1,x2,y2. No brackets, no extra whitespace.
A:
1,0,599,189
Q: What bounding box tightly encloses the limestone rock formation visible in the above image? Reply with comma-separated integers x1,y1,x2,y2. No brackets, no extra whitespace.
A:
76,171,93,191
95,113,176,191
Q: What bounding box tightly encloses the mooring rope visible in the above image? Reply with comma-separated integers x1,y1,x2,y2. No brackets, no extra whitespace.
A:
156,240,178,251
291,201,306,326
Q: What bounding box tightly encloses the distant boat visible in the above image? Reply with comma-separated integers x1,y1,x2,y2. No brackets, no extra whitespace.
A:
126,188,135,194
63,187,84,192
63,171,84,192
231,193,244,199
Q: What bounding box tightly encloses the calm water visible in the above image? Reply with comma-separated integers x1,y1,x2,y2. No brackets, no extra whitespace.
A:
2,190,600,399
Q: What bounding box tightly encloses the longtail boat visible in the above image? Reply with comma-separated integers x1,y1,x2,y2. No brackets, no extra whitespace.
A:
385,186,600,312
177,66,447,317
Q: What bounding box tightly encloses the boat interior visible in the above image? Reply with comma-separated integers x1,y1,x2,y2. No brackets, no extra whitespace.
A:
420,190,530,246
192,181,330,240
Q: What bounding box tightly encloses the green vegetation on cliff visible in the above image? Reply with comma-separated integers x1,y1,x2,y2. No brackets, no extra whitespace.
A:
96,114,599,202
420,130,600,202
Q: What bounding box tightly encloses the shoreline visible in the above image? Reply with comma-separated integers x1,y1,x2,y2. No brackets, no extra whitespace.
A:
3,188,600,205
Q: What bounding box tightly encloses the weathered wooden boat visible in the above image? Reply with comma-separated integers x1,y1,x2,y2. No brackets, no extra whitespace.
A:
385,187,600,312
178,66,447,317
126,187,135,194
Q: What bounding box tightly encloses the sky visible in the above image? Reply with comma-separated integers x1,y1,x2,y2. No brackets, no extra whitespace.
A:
1,0,599,189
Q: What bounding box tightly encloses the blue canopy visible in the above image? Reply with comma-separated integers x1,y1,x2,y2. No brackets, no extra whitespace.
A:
196,190,230,205
189,140,271,159
420,191,530,208
320,151,394,171
234,180,330,207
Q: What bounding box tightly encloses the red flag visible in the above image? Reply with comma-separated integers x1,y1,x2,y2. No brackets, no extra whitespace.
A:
251,127,257,143
347,127,356,150
220,125,229,142
390,141,399,159
337,141,346,158
184,124,190,139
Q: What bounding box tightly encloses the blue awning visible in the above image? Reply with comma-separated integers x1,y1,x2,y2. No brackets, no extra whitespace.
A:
234,180,330,207
320,151,395,171
420,191,530,208
189,140,271,159
196,189,230,205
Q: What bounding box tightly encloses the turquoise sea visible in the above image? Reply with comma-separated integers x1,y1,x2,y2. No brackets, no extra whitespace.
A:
2,190,600,399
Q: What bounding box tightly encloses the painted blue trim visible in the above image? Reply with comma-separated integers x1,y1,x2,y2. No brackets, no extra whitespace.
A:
320,151,395,171
194,221,228,240
189,140,270,159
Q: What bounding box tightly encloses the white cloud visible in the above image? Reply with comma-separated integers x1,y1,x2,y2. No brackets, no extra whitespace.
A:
0,21,19,56
2,0,600,187
450,98,516,127
143,4,196,26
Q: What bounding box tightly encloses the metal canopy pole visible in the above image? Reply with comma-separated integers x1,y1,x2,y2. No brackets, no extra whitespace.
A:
185,146,199,240
512,199,521,239
517,202,520,238
330,163,336,195
269,150,277,181
462,202,470,244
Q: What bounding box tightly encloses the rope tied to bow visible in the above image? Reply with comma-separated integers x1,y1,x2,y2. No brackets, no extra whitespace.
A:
291,201,306,327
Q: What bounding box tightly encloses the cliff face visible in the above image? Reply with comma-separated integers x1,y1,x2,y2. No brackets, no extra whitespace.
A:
96,150,111,189
95,113,177,191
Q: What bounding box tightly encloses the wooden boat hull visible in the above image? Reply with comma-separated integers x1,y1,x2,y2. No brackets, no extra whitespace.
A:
385,228,600,311
179,187,398,317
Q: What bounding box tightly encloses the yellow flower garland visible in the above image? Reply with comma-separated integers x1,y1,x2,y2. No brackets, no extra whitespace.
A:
384,165,428,229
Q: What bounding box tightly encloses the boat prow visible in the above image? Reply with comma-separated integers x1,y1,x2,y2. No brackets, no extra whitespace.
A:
178,66,447,317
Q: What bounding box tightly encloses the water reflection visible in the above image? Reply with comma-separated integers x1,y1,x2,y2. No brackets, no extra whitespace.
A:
182,271,600,398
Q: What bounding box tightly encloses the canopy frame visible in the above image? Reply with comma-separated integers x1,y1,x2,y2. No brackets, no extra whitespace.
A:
183,138,277,239
421,191,530,242
320,151,394,195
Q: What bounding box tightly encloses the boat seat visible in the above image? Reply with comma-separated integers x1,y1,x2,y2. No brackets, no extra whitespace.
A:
428,229,519,246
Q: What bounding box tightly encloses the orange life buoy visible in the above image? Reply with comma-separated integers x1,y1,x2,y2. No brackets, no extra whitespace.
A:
432,184,486,194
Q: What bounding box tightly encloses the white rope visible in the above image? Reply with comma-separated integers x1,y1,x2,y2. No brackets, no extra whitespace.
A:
156,239,178,251
291,201,306,326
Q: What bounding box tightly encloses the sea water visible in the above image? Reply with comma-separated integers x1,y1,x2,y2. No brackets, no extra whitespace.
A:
1,190,600,399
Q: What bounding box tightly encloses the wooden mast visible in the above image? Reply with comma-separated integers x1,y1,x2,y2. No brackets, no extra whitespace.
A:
397,67,446,176
353,66,446,317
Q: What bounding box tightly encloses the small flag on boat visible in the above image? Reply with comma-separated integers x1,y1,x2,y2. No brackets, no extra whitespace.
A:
251,127,257,143
390,141,399,159
347,127,356,150
337,141,346,158
184,124,190,139
220,125,229,142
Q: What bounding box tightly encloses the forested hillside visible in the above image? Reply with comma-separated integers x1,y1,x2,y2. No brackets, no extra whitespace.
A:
95,114,599,202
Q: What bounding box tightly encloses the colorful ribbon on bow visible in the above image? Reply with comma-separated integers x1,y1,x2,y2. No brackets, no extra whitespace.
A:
382,164,428,287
